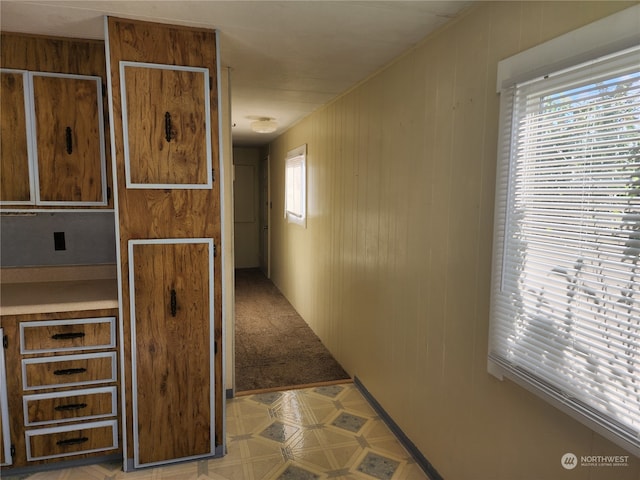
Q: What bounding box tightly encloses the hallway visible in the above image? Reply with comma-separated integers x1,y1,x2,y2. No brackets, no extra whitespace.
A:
235,268,350,392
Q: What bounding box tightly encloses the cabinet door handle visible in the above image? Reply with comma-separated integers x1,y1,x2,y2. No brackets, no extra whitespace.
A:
57,437,88,447
65,126,73,154
54,402,88,412
170,288,177,317
53,367,87,376
51,332,85,340
165,112,172,142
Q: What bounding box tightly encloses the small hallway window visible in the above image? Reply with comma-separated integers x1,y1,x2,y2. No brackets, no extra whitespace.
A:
284,144,306,227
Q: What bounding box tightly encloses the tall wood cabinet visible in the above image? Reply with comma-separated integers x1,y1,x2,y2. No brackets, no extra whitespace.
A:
105,17,223,469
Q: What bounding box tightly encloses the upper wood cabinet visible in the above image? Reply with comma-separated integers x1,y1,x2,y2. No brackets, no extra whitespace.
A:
120,62,212,188
0,70,32,204
0,70,108,207
31,73,107,205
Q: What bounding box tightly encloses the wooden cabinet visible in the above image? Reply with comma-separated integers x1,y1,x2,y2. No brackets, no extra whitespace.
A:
0,310,120,468
121,63,212,188
0,70,108,207
1,327,13,466
107,17,223,470
129,239,214,465
31,73,107,205
0,70,32,204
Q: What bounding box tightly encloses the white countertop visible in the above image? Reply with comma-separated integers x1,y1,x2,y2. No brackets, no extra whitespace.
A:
0,265,118,316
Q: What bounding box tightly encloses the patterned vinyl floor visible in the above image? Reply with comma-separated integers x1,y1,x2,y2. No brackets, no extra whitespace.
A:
3,383,429,480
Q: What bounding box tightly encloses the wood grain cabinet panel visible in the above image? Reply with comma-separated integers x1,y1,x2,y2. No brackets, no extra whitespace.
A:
24,387,117,426
21,317,116,353
26,420,117,461
0,69,32,204
31,73,107,204
23,352,117,390
121,63,211,188
0,328,12,466
129,239,214,466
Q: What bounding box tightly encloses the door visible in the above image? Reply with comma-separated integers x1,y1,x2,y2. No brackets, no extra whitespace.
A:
259,154,270,276
120,62,212,189
128,239,214,467
31,73,107,205
0,69,32,204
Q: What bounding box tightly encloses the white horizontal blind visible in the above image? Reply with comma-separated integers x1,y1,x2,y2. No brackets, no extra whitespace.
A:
489,45,640,454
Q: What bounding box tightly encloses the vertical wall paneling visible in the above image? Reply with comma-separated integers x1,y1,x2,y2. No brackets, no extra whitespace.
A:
267,3,640,479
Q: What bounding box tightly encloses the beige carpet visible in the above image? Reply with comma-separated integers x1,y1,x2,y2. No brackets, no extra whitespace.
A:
234,268,350,392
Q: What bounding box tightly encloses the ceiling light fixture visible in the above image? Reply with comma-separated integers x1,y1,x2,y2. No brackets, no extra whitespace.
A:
250,118,278,134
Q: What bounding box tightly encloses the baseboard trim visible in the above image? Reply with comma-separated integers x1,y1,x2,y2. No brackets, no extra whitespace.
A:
235,378,353,397
353,376,443,480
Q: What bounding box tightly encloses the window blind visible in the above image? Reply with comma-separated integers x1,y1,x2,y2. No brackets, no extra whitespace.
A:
489,45,640,455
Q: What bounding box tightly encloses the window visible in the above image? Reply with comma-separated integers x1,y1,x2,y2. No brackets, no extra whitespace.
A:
489,44,640,456
284,144,306,226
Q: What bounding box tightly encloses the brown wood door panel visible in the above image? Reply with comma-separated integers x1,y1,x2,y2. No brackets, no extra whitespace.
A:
123,65,209,186
0,70,31,203
21,318,115,353
131,240,212,465
27,421,117,460
32,75,104,203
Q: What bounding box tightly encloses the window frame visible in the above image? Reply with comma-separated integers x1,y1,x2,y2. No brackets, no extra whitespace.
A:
284,144,307,227
489,5,640,457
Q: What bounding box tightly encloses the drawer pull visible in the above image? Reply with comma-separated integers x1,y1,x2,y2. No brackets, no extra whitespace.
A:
57,436,88,447
53,368,87,376
51,332,86,340
54,402,88,412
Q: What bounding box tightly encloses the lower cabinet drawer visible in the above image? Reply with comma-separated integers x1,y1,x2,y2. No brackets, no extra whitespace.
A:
22,352,117,390
26,420,118,461
23,386,118,426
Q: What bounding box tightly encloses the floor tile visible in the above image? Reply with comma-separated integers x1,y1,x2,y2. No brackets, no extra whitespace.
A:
355,451,400,480
331,412,368,433
6,384,429,480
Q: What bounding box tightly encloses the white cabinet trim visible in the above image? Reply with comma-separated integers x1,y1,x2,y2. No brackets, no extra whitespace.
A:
128,237,216,468
19,316,116,355
25,419,118,461
0,69,36,206
0,328,12,466
21,351,118,390
22,385,118,427
28,72,108,206
119,61,213,190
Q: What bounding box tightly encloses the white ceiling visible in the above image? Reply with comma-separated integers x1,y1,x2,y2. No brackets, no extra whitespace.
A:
0,1,473,146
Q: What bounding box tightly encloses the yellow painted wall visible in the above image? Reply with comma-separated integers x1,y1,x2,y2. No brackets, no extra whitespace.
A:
268,2,639,479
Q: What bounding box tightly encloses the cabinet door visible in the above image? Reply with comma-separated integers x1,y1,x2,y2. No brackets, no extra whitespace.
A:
31,73,107,205
129,239,214,466
121,62,212,188
0,328,12,466
0,70,33,204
